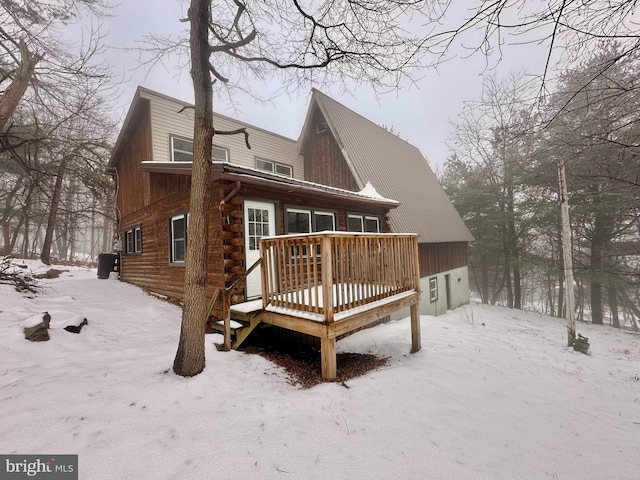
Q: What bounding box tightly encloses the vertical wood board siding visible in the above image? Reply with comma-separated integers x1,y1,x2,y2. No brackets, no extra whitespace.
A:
115,99,152,218
302,108,359,190
418,242,468,277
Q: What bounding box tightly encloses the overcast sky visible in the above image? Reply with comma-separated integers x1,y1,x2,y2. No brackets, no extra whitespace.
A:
93,1,553,169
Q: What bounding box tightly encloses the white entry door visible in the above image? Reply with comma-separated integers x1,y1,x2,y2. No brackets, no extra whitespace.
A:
244,200,276,298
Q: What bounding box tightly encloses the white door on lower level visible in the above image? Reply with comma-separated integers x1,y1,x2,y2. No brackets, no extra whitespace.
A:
244,200,276,298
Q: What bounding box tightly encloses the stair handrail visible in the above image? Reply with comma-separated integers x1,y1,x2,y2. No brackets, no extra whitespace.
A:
221,258,263,351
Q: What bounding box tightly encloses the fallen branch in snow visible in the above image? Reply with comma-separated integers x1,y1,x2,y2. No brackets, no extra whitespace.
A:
34,268,68,279
0,257,40,293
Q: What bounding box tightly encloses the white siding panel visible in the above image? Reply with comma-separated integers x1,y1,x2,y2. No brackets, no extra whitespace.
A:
389,265,470,320
143,90,303,178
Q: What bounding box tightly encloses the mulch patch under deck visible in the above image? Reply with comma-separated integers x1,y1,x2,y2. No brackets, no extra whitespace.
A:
243,343,389,389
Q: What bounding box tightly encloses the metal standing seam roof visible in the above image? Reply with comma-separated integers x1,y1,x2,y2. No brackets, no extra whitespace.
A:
303,89,474,244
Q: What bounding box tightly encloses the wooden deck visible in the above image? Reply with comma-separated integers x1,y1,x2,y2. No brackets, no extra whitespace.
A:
224,232,422,381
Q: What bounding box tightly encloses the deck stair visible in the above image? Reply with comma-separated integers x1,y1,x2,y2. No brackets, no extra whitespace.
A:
211,298,264,350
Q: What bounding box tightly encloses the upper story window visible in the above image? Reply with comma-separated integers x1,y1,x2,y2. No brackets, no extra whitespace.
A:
347,214,380,233
170,136,193,162
316,121,328,134
125,225,142,254
255,157,293,178
170,135,229,163
213,145,229,163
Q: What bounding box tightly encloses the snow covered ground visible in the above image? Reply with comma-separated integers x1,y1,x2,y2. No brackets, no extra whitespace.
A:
1,262,639,479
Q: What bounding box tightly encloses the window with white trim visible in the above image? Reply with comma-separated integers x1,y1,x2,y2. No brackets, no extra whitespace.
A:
170,213,188,263
170,135,229,163
212,145,229,162
429,277,438,303
170,136,193,162
125,225,142,254
285,207,336,234
347,214,380,233
247,206,270,251
314,211,335,232
287,209,311,234
255,157,293,177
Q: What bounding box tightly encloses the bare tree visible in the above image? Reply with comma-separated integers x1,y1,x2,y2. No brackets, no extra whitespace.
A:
0,0,112,136
0,1,117,263
422,1,640,93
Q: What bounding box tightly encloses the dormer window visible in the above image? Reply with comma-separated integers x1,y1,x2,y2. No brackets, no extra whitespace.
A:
255,157,293,177
170,136,193,162
170,135,229,163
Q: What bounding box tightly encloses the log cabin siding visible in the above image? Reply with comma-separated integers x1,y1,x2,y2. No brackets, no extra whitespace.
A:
119,184,227,302
302,108,360,190
418,242,468,277
235,184,391,236
119,176,394,309
144,91,303,177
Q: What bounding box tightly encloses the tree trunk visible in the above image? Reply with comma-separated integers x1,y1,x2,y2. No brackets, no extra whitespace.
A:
1,175,26,255
608,281,620,328
173,0,215,377
590,204,610,325
0,41,41,131
480,255,489,304
509,216,521,309
41,156,68,265
557,269,564,319
558,159,575,346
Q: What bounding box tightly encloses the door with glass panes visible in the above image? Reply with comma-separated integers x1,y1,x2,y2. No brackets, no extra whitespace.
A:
244,200,275,298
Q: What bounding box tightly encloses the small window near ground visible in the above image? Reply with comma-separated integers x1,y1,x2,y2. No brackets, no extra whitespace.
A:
170,214,188,263
125,225,142,254
429,277,438,303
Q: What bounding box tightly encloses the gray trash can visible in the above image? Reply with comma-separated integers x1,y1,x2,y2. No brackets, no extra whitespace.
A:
97,253,118,279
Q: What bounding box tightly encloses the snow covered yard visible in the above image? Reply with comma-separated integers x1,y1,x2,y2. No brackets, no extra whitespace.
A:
1,263,639,479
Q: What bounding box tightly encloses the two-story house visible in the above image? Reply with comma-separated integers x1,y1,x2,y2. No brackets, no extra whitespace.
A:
107,86,472,379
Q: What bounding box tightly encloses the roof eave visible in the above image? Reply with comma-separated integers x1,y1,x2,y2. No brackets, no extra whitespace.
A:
138,161,399,208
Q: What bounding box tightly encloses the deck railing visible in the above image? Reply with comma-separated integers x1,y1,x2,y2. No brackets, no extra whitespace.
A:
260,232,420,322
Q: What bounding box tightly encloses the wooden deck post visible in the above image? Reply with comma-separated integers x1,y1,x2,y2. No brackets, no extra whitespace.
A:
223,293,231,352
410,303,421,353
321,236,334,323
321,334,337,381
